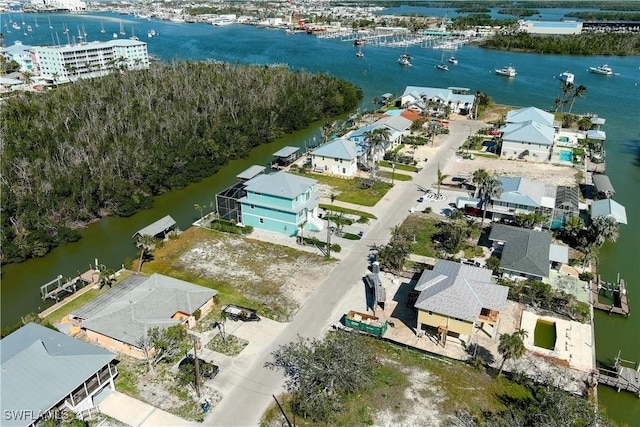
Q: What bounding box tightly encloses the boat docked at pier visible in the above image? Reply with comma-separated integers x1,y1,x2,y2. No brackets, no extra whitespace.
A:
496,65,517,77
589,64,613,75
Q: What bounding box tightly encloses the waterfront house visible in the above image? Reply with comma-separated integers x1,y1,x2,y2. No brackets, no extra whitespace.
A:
345,115,412,164
413,260,509,342
489,224,568,281
310,138,358,176
238,171,324,235
488,176,557,222
400,86,476,116
71,273,217,359
0,323,117,426
592,174,615,199
499,106,555,161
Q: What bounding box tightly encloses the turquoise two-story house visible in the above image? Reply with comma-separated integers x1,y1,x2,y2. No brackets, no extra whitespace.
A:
238,171,324,236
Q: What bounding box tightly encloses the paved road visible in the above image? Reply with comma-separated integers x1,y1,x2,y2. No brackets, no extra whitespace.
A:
206,120,486,426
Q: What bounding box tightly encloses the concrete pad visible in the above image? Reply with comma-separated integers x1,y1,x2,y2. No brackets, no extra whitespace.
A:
100,391,196,427
520,310,594,372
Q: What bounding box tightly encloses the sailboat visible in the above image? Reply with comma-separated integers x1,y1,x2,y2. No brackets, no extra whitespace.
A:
356,45,364,58
34,16,39,27
48,16,53,29
62,22,69,35
435,50,449,71
100,22,106,33
119,21,125,35
129,26,139,40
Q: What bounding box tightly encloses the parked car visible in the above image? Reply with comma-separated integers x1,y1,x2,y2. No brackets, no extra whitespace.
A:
222,304,261,322
461,259,481,267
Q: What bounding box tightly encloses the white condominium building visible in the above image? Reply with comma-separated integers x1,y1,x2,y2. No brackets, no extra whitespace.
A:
36,39,149,82
30,0,87,12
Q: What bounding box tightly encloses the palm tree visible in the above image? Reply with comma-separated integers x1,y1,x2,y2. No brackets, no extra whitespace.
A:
22,71,33,87
480,177,502,226
436,164,449,197
93,264,116,290
363,127,391,167
194,203,204,220
471,168,490,198
51,72,60,87
497,329,528,377
568,85,587,114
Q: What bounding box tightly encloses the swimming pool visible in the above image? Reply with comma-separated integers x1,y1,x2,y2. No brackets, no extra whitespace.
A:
559,150,573,162
558,136,570,143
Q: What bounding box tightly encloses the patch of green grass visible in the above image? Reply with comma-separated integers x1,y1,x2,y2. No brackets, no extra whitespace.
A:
398,215,441,258
378,170,413,181
296,172,392,206
379,160,418,172
205,334,248,356
319,204,376,221
342,233,361,240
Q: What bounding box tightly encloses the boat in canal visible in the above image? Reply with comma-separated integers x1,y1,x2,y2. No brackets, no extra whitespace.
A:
398,53,412,67
496,65,517,77
558,71,574,84
589,64,613,75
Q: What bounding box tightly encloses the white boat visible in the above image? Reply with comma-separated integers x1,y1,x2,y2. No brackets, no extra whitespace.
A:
113,33,118,39
34,17,39,27
496,66,517,77
356,51,364,58
100,23,106,33
436,63,449,71
27,25,32,32
12,22,20,30
398,53,412,67
448,56,458,65
48,17,53,29
589,64,613,75
119,21,125,35
558,71,574,84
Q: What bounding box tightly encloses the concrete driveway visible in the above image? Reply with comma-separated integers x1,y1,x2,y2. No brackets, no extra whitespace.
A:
204,119,485,426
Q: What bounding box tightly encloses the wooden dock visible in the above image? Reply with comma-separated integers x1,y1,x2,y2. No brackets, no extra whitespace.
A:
40,269,97,302
590,275,630,317
596,353,640,397
38,269,99,319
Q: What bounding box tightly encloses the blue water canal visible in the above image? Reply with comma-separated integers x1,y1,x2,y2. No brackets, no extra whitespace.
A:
2,11,640,425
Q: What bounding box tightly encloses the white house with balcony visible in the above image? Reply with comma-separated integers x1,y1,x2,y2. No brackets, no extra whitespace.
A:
499,107,556,162
310,138,359,176
401,86,476,116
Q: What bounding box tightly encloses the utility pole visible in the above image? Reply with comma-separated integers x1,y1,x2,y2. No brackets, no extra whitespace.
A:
391,162,395,185
193,337,201,398
326,215,331,258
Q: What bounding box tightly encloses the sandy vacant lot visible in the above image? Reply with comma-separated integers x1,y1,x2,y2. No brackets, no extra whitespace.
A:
442,156,580,188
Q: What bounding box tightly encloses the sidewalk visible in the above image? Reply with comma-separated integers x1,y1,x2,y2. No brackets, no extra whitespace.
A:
100,391,196,427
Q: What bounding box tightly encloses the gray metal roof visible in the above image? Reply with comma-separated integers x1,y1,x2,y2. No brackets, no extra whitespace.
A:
133,215,176,238
374,115,413,132
74,273,217,347
592,174,615,195
586,129,606,140
489,224,552,278
496,176,556,209
243,171,316,199
402,86,476,107
237,165,266,181
549,244,569,264
272,146,300,158
555,186,579,210
590,117,606,126
506,106,554,127
311,138,357,160
501,120,554,146
591,199,627,224
413,260,508,322
0,323,115,426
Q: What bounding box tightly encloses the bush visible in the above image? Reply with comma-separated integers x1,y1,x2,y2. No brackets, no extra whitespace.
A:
578,271,594,282
331,243,342,253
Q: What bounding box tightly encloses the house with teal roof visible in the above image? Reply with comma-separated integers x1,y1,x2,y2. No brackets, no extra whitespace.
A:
238,171,323,235
500,106,556,161
311,138,358,176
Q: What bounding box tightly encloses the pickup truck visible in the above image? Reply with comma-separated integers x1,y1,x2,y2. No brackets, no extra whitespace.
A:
222,304,261,322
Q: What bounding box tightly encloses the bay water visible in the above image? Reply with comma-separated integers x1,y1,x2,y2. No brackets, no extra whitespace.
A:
2,12,639,425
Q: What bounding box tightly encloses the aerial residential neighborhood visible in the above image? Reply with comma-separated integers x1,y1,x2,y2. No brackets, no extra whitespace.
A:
1,1,638,426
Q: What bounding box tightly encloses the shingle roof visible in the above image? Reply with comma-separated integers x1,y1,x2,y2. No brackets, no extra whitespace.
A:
413,260,508,322
506,106,554,127
133,215,176,238
489,224,552,278
501,120,554,146
0,323,115,426
591,199,627,224
311,138,357,160
74,273,217,347
244,171,316,199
